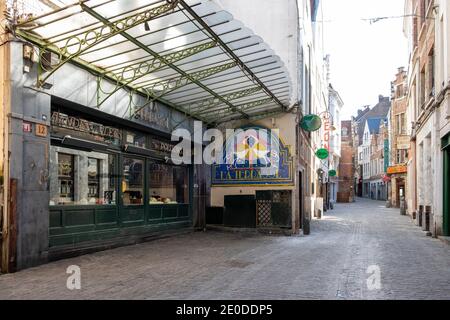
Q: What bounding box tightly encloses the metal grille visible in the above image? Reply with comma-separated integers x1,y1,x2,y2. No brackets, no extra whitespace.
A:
257,200,272,226
256,190,292,228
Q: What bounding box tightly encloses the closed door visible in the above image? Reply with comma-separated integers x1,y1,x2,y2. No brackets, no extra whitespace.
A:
444,148,449,236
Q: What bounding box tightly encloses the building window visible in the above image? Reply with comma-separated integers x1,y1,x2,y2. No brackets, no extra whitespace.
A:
396,113,407,135
122,157,144,205
428,48,435,98
413,16,418,48
57,153,74,204
396,150,408,164
88,158,100,202
149,163,189,204
420,67,426,108
125,131,146,148
51,149,116,206
420,0,427,26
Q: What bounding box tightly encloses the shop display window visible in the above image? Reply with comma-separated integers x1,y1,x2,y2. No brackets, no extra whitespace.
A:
88,158,100,201
122,157,144,205
50,148,116,206
57,153,74,204
149,163,189,205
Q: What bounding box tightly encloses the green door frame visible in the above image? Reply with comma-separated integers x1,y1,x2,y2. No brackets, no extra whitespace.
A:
443,134,450,236
119,154,146,227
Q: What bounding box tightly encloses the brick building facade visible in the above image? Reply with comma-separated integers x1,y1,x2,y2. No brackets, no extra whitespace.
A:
337,121,354,203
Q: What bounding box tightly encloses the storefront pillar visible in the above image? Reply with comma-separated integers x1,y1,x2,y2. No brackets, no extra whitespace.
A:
192,164,210,230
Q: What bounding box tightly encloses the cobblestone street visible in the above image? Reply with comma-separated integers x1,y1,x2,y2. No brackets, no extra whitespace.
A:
0,198,449,300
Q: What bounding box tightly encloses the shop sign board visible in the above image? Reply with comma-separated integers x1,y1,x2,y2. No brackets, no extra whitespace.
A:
212,126,294,186
397,136,411,150
300,114,322,132
151,138,175,154
316,148,329,160
133,102,170,131
51,112,122,144
321,111,332,152
387,165,407,175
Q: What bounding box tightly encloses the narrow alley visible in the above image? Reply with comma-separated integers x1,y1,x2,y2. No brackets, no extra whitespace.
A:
1,199,449,300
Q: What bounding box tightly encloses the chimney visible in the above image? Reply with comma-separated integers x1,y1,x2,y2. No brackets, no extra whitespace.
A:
379,95,387,102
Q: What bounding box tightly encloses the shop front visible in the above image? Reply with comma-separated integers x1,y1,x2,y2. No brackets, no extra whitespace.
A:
48,102,192,253
1,0,293,271
208,117,297,233
387,165,407,207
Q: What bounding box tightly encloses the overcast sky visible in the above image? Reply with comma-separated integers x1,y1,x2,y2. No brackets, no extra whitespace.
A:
322,0,408,120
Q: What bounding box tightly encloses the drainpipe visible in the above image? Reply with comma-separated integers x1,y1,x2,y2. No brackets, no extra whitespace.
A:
1,0,12,273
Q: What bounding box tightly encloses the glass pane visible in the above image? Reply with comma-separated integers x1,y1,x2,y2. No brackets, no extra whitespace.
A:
122,157,144,205
126,131,146,148
105,154,116,205
88,158,100,203
57,153,74,204
50,149,116,206
149,163,189,205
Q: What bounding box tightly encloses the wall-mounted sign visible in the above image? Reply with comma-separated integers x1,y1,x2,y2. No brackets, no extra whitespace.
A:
300,114,322,132
133,102,170,131
151,138,175,154
329,170,337,177
35,124,48,137
212,126,294,186
316,148,329,160
23,122,32,133
387,165,407,175
51,112,122,144
397,136,410,150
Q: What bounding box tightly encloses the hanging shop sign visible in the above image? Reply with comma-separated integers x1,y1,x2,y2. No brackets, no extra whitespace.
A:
320,111,332,151
300,114,322,132
384,139,390,172
329,170,337,177
212,126,294,186
387,165,407,175
51,112,122,144
316,148,329,160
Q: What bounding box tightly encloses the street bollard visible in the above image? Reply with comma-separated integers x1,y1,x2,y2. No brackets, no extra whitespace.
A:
400,196,406,215
303,218,310,235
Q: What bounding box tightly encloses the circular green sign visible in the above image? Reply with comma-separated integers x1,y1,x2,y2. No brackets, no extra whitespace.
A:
316,148,329,160
329,170,337,177
300,114,322,132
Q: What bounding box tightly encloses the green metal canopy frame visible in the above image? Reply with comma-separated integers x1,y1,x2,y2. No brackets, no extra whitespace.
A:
10,0,291,124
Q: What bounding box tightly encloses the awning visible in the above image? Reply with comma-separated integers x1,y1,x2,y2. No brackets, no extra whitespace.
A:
12,0,292,125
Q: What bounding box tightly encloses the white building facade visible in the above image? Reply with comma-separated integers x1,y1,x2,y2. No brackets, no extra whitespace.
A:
328,84,344,205
403,0,450,237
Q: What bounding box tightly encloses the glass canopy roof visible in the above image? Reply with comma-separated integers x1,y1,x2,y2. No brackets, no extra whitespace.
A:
13,0,292,124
